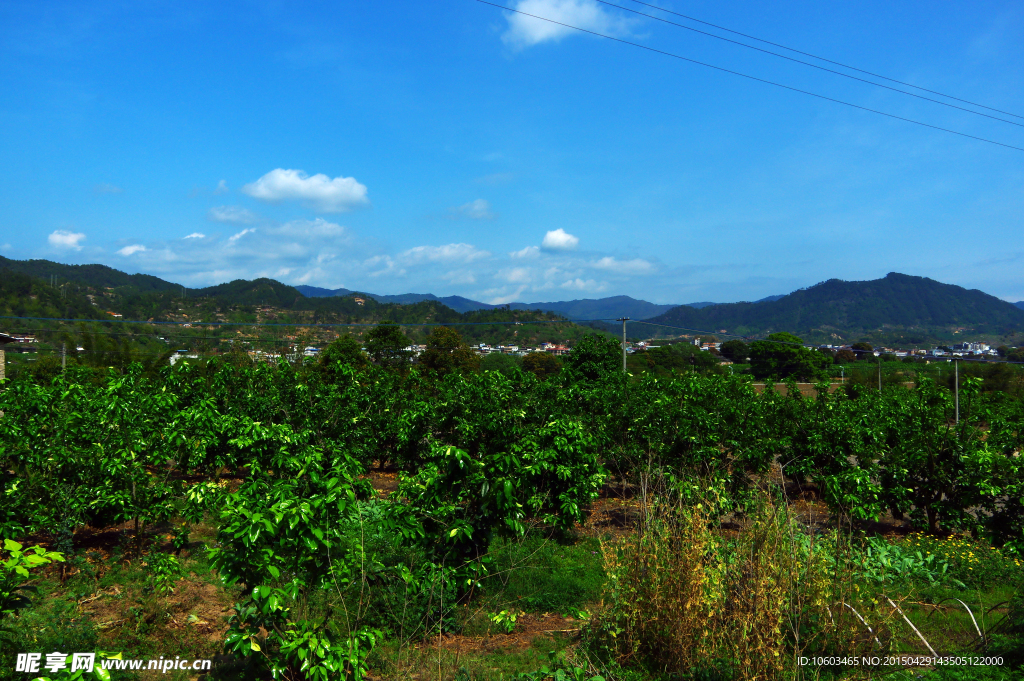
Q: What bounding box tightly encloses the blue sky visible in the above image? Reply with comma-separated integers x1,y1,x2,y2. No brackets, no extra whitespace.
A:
1,1,1022,304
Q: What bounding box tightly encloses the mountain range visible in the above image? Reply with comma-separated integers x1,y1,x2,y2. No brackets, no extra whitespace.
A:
2,255,1022,343
641,273,1024,341
295,285,786,318
0,255,787,320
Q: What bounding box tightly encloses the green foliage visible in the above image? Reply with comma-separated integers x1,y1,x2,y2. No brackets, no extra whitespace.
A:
489,608,523,634
419,326,480,376
145,550,182,595
0,599,101,679
748,332,832,381
632,342,719,376
211,455,382,680
481,352,521,376
1,539,64,620
364,321,411,369
318,334,368,372
521,351,561,379
388,419,606,571
834,348,857,364
899,533,1024,590
855,536,963,589
563,334,622,382
718,339,748,363
1,337,1023,679
510,650,605,681
489,536,605,614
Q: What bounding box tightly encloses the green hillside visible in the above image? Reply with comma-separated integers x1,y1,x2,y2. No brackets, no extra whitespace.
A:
642,272,1024,344
0,255,180,293
0,269,108,321
0,262,597,372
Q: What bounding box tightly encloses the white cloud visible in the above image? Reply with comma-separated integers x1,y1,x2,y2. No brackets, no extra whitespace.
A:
272,217,348,240
443,271,477,285
501,267,533,284
242,168,369,213
228,228,256,242
451,198,495,220
560,277,605,292
502,0,633,49
510,245,540,259
208,206,259,224
592,256,656,275
93,183,123,194
214,180,229,194
398,243,491,265
475,172,514,186
48,230,86,250
541,228,579,251
486,285,530,305
0,243,11,251
117,244,147,256
103,216,358,288
365,255,404,278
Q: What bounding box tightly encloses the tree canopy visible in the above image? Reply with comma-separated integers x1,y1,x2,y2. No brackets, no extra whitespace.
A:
419,326,480,376
563,334,622,381
748,332,832,381
365,322,411,369
718,339,749,364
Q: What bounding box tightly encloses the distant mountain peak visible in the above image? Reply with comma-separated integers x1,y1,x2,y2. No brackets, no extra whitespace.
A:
644,272,1024,338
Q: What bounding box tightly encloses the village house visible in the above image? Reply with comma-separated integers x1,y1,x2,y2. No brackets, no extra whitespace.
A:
0,332,14,381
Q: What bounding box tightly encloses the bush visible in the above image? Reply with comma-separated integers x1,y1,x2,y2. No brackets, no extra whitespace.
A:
481,352,520,376
563,335,621,382
585,488,888,680
898,533,1024,590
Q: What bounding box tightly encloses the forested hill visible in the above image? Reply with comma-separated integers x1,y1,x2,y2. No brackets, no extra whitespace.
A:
0,264,594,349
643,273,1024,340
506,296,678,319
297,286,683,318
0,255,180,293
296,285,499,314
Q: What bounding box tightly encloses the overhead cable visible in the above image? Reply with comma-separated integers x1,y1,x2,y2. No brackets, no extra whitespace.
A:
620,0,1024,121
472,0,1024,152
595,0,1023,128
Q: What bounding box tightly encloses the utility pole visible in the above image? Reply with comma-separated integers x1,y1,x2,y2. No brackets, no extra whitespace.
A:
61,342,66,371
616,317,629,373
877,356,882,391
954,358,960,424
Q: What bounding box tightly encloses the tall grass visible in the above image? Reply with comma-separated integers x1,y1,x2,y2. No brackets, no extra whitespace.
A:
586,482,899,680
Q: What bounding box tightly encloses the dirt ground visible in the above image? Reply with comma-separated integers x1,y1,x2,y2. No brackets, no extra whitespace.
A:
421,612,582,655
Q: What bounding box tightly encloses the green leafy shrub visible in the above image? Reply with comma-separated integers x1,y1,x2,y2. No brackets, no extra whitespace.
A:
856,536,963,589
1,539,64,620
899,533,1024,590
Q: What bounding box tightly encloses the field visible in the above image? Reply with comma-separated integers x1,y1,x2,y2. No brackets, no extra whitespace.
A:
1,333,1023,681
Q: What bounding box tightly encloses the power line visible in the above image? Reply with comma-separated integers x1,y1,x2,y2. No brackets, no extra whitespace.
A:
594,0,1023,128
473,0,1024,152
620,0,1024,121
